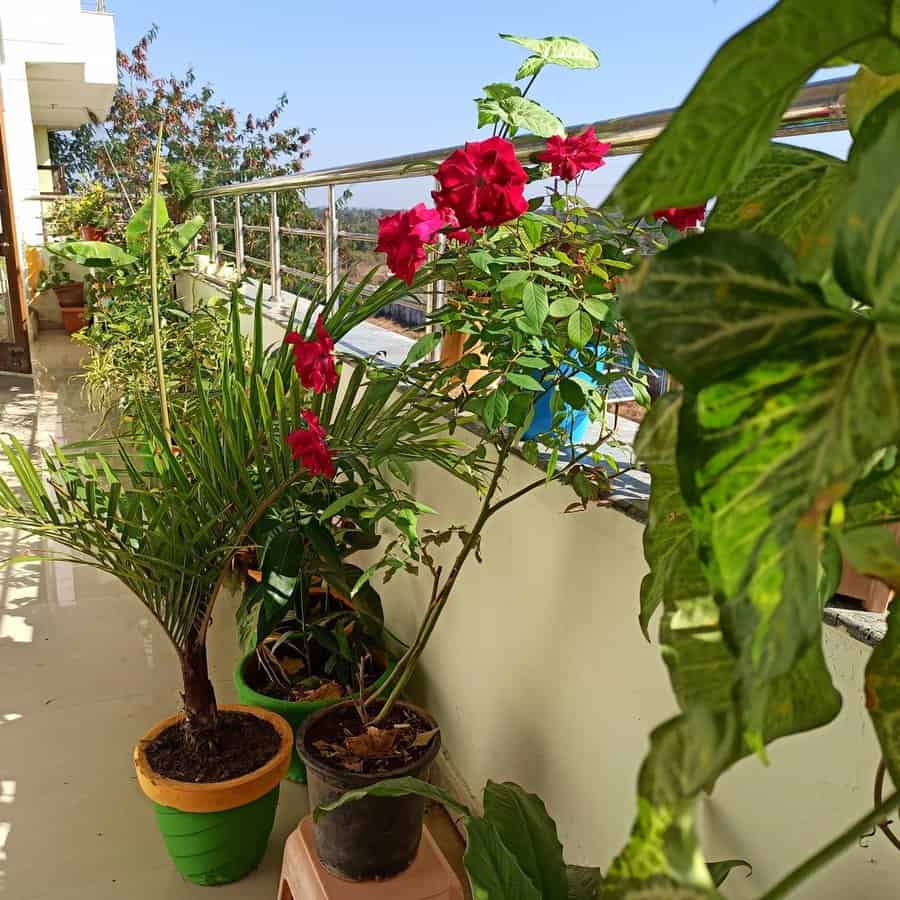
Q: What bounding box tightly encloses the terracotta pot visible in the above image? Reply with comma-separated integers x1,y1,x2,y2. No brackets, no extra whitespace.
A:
79,225,109,241
838,522,900,613
54,281,84,309
439,293,491,388
297,700,442,882
134,703,292,885
60,306,87,334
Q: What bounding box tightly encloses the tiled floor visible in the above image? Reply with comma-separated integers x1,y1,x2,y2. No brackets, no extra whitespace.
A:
0,331,467,899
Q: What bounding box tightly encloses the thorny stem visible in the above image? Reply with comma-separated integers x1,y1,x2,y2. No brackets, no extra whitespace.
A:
758,790,899,900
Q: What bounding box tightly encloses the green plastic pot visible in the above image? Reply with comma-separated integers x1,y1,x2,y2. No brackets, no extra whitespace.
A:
234,647,393,784
134,704,292,885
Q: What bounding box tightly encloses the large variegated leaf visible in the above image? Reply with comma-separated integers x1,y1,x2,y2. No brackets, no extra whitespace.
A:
601,710,733,900
846,66,900,134
500,34,599,80
607,0,900,217
834,91,900,311
707,143,846,280
483,781,568,900
624,231,900,747
866,602,900,787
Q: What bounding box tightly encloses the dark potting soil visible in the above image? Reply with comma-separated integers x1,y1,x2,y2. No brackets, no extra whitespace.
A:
144,711,280,783
306,703,438,775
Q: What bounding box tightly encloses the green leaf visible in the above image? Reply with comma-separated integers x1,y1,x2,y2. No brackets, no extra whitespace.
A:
499,270,531,292
583,298,610,321
607,0,900,217
623,231,895,746
507,372,545,392
549,297,580,318
846,65,900,135
170,215,204,254
313,777,468,822
483,390,510,431
403,332,441,366
567,309,594,348
836,525,900,591
866,601,900,788
707,859,751,888
48,240,138,269
707,143,847,279
500,34,600,79
834,91,900,310
464,815,542,900
319,484,368,521
522,282,549,330
495,96,566,138
482,782,568,900
126,194,169,253
483,82,522,101
559,378,586,410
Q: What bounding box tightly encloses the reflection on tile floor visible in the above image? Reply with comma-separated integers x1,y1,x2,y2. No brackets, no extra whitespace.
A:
0,332,309,899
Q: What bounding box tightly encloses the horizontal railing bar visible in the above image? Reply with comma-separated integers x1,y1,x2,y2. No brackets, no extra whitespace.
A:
339,231,378,242
220,250,236,258
217,222,234,230
281,265,327,283
195,77,849,199
244,255,271,267
243,224,269,233
281,227,326,238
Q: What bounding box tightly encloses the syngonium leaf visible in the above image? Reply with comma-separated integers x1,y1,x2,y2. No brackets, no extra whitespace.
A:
607,0,900,217
500,34,599,81
623,231,893,749
608,395,837,900
846,65,900,135
866,602,900,787
835,525,900,592
834,91,900,311
707,143,847,280
496,96,565,137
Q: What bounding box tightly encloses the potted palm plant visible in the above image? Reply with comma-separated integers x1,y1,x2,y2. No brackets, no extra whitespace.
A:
0,136,479,885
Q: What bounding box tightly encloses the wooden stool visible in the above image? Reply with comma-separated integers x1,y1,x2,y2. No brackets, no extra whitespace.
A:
278,816,464,900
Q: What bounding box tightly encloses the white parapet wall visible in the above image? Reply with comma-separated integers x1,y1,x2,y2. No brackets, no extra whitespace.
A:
184,270,899,898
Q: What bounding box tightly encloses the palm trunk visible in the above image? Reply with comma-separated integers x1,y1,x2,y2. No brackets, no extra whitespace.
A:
180,639,218,734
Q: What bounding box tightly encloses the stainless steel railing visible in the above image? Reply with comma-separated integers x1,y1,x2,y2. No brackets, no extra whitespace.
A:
192,76,849,309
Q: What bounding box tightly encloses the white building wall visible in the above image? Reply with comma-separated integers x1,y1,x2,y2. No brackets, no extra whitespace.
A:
0,1,116,247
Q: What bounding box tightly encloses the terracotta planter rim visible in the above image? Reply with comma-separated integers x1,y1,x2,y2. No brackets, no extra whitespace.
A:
133,702,292,813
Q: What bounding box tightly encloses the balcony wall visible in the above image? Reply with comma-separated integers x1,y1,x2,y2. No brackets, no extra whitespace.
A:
181,270,900,898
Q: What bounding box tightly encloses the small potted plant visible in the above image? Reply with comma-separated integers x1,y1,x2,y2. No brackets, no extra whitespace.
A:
35,254,86,332
48,182,121,242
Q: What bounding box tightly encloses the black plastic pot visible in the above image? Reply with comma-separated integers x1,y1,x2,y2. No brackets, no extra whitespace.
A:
296,700,442,881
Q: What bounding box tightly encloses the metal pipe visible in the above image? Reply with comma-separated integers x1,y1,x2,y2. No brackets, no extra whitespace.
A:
324,185,339,296
195,77,849,200
234,200,244,275
208,198,218,265
269,193,281,302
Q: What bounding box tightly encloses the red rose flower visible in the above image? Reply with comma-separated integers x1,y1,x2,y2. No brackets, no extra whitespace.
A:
286,410,335,479
376,203,446,284
536,127,611,181
284,316,338,394
653,205,707,232
432,137,528,229
438,208,475,244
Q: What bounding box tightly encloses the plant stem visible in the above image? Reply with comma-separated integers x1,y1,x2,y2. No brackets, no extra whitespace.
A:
758,790,899,900
149,123,172,446
180,637,218,732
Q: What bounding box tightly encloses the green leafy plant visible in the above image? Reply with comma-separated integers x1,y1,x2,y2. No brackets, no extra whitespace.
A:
581,1,900,896
47,183,123,241
315,777,750,900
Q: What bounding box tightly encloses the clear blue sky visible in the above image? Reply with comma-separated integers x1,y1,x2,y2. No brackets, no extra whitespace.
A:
110,0,852,207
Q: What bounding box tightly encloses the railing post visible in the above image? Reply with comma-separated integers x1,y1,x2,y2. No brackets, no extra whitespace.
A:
208,198,218,267
269,192,281,302
234,199,244,276
426,178,446,362
324,185,339,297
